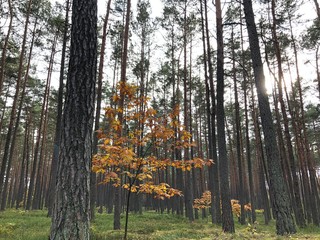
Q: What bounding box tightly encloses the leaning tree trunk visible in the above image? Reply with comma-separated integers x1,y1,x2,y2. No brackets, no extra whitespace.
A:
270,0,306,227
243,0,296,234
49,0,97,238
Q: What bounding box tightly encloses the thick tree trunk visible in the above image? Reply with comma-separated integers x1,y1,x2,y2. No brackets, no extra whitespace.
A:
49,0,97,238
243,0,296,234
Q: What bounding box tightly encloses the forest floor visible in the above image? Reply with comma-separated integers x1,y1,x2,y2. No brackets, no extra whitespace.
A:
0,209,319,239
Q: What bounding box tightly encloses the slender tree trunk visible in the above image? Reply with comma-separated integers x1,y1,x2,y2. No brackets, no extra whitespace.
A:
91,0,112,220
0,16,38,210
26,32,54,211
114,0,131,231
32,34,55,210
205,0,221,224
216,0,234,232
16,110,30,209
47,0,70,217
251,87,271,224
182,0,194,222
231,27,245,225
0,0,33,203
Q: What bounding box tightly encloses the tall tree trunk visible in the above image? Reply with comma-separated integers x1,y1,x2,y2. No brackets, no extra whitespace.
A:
49,0,97,238
201,0,221,224
270,0,306,227
16,110,31,209
0,0,32,202
216,0,235,233
91,0,112,220
183,0,194,222
0,17,38,211
32,34,56,210
239,4,256,222
243,0,296,234
231,27,245,225
243,83,256,223
47,0,70,217
26,31,53,211
115,0,131,231
251,86,271,224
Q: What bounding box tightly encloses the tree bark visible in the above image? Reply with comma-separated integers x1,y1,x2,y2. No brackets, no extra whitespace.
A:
49,0,97,238
216,0,235,233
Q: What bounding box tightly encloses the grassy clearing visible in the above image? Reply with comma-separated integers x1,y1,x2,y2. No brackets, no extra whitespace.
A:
0,209,319,239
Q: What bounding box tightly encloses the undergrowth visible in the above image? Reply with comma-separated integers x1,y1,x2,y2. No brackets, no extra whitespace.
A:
0,209,319,239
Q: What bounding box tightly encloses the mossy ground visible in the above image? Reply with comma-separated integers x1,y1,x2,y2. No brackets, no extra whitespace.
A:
0,209,319,239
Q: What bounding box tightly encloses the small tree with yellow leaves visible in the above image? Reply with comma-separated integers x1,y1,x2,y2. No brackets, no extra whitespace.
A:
92,82,211,239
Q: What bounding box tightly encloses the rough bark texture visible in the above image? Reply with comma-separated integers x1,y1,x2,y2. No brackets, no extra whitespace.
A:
243,0,296,234
49,0,97,238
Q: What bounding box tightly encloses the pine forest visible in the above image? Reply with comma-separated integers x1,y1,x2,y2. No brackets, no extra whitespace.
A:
0,0,320,239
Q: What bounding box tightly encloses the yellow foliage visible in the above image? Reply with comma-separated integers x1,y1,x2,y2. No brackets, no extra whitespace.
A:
193,191,252,217
92,81,211,202
193,191,212,209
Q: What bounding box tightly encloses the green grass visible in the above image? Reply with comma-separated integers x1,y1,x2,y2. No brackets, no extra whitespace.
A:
0,209,319,239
